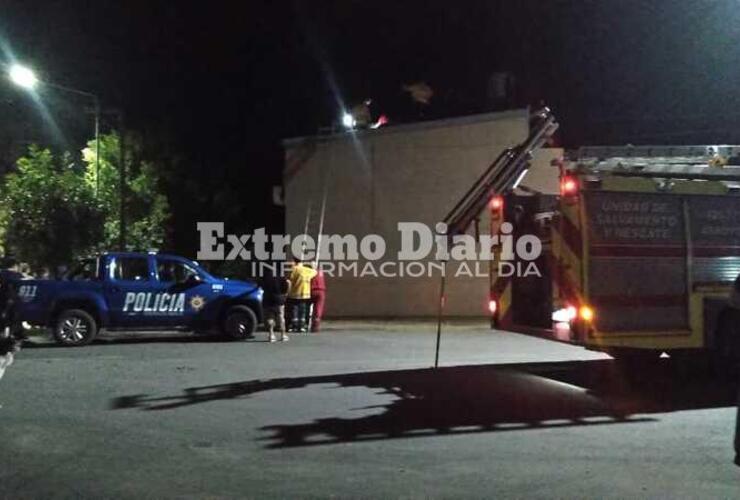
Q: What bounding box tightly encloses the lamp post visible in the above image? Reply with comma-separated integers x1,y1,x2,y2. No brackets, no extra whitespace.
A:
9,65,102,199
7,64,125,250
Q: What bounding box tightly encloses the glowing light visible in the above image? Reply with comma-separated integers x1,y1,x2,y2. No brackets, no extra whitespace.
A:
342,113,355,129
560,176,578,196
512,169,529,189
552,306,578,323
566,305,577,321
370,114,388,129
9,64,38,89
488,299,497,314
490,195,504,210
579,305,594,322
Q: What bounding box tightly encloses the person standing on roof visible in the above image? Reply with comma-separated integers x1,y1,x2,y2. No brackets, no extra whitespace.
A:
287,257,317,333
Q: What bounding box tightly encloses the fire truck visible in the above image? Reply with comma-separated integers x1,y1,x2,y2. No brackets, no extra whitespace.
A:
445,109,740,360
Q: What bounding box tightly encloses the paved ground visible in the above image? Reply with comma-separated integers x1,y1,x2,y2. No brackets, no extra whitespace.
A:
0,323,738,499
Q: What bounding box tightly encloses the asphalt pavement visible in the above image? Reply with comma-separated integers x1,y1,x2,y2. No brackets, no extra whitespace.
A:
0,323,738,499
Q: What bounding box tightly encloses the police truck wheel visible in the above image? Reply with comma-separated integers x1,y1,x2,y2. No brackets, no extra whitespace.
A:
53,309,98,346
223,305,257,340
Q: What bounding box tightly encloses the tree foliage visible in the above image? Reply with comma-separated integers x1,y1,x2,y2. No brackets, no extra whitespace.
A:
0,132,170,273
82,132,170,251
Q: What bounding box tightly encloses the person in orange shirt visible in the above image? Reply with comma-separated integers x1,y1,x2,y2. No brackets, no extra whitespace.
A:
287,258,317,333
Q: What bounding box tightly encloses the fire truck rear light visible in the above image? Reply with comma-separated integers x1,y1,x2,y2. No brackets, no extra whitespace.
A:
552,305,578,323
490,196,504,211
560,176,578,196
579,305,594,322
566,305,577,321
488,300,497,314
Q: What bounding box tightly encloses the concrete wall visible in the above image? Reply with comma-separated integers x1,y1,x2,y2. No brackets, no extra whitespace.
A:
284,109,560,317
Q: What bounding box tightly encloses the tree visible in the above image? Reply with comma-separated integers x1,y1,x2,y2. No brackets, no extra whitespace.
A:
82,132,170,251
0,131,171,273
0,146,102,273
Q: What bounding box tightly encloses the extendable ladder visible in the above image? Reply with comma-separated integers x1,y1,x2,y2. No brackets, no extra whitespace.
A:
443,107,559,237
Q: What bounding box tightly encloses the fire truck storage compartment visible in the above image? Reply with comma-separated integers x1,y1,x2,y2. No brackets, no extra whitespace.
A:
584,190,740,333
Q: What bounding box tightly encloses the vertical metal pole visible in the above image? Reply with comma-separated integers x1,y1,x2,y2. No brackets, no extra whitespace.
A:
118,118,126,251
490,202,498,329
314,182,328,267
434,261,447,369
94,96,101,199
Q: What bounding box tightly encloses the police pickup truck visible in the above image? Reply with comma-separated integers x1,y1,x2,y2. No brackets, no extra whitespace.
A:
12,252,263,346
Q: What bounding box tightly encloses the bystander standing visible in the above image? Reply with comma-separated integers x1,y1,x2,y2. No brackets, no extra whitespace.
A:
287,258,317,333
310,269,326,332
262,265,290,342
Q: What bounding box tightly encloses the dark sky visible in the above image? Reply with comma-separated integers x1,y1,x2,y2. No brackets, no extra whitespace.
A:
2,0,740,253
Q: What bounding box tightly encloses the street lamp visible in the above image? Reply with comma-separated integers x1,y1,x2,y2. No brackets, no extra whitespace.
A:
6,63,125,250
8,64,37,89
342,112,355,129
7,64,101,197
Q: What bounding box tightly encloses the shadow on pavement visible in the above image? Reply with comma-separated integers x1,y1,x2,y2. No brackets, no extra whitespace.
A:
111,359,738,448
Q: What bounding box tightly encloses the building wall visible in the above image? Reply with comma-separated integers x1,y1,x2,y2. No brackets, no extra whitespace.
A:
284,109,561,317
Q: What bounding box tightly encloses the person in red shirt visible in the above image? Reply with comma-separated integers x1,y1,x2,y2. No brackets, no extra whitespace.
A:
310,269,326,333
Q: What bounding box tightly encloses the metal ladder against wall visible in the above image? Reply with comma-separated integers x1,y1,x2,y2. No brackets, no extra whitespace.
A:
442,107,559,237
300,190,327,266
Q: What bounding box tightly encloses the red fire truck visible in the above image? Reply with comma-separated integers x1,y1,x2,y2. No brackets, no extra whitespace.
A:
445,110,740,361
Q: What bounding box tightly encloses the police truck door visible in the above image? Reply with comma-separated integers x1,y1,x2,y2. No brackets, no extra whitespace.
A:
153,257,210,327
105,255,158,327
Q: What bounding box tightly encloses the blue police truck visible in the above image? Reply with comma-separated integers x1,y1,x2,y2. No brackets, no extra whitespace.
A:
12,252,263,346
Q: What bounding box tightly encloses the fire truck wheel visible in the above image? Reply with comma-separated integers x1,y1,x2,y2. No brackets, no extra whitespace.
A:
222,305,257,340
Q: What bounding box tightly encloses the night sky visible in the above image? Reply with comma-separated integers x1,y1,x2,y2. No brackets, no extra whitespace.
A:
2,0,740,255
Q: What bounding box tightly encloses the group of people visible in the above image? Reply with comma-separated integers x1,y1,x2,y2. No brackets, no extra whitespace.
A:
261,258,325,343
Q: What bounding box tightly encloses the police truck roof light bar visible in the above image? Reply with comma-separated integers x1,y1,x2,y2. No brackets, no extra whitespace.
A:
442,108,559,240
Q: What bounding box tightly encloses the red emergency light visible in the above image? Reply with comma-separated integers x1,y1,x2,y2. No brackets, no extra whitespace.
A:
560,176,578,197
488,299,497,314
490,195,504,211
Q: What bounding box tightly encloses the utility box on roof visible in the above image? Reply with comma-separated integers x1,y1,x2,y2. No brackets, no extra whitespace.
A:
283,109,562,318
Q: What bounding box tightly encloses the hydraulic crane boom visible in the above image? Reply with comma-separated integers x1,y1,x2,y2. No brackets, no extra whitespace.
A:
443,107,559,236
